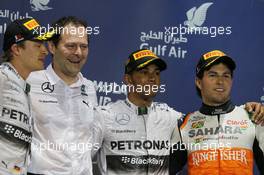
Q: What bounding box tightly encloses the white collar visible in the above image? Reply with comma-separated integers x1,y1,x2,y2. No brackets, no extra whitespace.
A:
45,64,84,87
124,98,155,115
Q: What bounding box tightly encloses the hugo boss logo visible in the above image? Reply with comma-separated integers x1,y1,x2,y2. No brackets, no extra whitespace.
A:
41,82,54,93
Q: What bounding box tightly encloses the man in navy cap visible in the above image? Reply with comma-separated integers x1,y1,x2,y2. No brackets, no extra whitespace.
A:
0,17,52,174
178,50,264,175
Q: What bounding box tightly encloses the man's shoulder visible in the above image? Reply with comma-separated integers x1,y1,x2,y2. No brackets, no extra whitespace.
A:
154,102,172,111
27,70,47,83
0,68,8,80
154,102,183,116
82,77,94,86
96,100,124,115
178,111,199,129
81,77,97,91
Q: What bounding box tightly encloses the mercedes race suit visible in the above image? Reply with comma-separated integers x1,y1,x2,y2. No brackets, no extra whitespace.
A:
179,101,264,175
27,64,98,175
0,63,32,175
93,99,182,175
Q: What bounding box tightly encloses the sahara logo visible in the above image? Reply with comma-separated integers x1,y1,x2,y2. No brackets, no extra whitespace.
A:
30,0,53,11
184,2,213,31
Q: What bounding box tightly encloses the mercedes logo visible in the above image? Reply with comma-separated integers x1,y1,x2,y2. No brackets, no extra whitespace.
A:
41,82,54,93
115,113,130,125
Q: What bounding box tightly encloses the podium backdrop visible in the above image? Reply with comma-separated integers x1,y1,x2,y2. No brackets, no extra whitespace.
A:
1,0,263,174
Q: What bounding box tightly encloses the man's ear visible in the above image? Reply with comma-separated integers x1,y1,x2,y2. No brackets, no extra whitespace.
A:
47,41,55,55
10,44,20,57
123,74,132,85
195,77,201,90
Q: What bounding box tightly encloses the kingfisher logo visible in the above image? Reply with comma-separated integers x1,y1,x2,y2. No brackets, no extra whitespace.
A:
30,0,53,11
184,2,213,30
191,149,248,166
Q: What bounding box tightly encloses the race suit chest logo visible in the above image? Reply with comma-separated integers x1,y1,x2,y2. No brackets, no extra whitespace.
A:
191,149,249,166
41,82,54,93
1,107,29,125
111,140,169,150
188,125,243,138
226,120,249,130
0,122,32,144
190,115,206,122
191,121,205,129
121,156,164,166
115,113,130,125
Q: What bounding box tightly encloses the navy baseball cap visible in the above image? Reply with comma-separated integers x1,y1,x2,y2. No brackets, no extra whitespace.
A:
196,50,236,75
125,49,167,74
3,18,54,51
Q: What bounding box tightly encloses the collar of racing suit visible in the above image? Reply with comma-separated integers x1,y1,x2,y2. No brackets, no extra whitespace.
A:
1,62,30,94
124,98,154,115
199,100,235,115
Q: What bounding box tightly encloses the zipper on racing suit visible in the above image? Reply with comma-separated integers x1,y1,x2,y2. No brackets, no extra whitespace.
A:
139,107,149,175
199,101,235,175
217,114,220,175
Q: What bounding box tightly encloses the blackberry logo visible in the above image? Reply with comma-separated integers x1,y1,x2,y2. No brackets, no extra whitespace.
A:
121,156,131,163
4,124,15,134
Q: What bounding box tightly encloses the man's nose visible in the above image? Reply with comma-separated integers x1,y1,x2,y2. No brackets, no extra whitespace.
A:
74,46,82,55
41,44,48,56
216,76,224,84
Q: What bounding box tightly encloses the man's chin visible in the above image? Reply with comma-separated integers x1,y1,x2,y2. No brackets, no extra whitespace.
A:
142,92,157,99
213,98,230,106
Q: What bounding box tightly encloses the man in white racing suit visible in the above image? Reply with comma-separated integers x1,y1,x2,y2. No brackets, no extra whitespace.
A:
178,50,264,175
93,49,264,175
93,49,182,175
0,18,50,174
27,16,97,175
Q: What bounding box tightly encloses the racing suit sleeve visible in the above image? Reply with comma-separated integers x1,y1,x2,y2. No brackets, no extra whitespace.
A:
169,115,188,175
91,106,105,158
0,71,4,103
255,125,264,174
